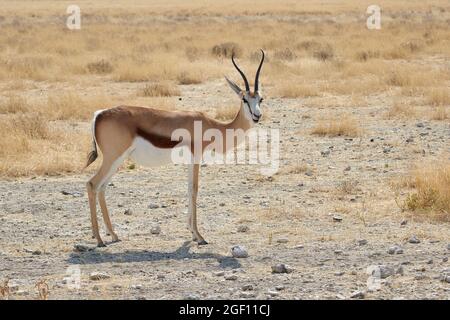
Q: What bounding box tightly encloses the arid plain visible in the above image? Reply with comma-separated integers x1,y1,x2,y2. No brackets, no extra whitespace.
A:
0,0,449,299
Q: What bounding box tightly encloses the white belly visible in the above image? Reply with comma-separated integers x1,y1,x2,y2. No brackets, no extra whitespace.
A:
129,136,188,167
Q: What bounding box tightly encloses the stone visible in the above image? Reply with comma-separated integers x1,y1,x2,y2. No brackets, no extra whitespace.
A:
350,290,365,299
150,225,161,234
271,264,293,274
267,290,279,297
358,239,368,246
185,293,200,300
148,203,159,209
89,272,110,281
241,284,253,291
231,245,248,258
124,209,133,216
240,291,256,298
408,235,420,244
275,285,285,291
332,215,343,222
400,219,408,226
237,225,249,233
224,274,238,281
276,238,289,244
73,244,89,252
388,245,403,255
214,271,225,277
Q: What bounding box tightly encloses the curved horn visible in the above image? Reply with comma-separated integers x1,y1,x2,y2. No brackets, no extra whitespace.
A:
254,49,265,93
231,54,250,92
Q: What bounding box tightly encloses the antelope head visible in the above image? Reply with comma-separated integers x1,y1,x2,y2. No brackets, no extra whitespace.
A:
225,49,265,124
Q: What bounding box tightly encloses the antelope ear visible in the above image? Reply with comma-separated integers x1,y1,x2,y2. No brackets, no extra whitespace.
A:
225,76,243,95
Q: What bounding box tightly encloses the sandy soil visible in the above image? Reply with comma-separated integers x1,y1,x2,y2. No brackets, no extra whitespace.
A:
0,80,449,300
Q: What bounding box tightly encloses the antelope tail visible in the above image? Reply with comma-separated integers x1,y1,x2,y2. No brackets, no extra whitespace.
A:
84,110,104,169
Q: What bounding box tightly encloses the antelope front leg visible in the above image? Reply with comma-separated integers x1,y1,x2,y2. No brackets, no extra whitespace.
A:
188,163,207,245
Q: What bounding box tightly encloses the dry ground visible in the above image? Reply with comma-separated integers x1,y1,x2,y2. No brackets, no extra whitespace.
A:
0,0,449,299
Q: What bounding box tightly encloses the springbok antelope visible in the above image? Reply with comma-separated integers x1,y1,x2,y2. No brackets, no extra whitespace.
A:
84,50,265,247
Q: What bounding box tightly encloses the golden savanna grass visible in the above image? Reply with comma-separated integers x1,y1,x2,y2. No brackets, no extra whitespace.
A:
311,116,362,137
0,0,449,176
404,160,450,222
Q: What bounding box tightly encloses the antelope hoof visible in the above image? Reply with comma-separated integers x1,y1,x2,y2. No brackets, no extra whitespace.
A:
97,241,106,247
197,239,208,246
111,236,120,243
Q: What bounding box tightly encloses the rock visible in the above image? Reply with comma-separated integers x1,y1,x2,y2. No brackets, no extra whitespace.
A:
388,245,403,254
358,239,368,246
231,245,248,258
32,250,42,255
214,271,225,277
124,209,133,216
321,149,330,157
150,225,161,234
185,293,200,300
406,137,414,143
148,203,159,209
344,166,351,171
224,274,238,281
73,244,89,252
241,284,253,291
276,238,289,244
240,291,256,298
237,225,249,233
335,271,345,276
408,235,420,244
440,269,450,283
61,190,83,197
332,215,343,222
271,264,293,274
267,290,279,297
350,290,365,299
416,122,424,128
369,265,394,279
400,219,408,226
131,284,143,290
89,272,110,281
275,285,285,291
447,244,450,250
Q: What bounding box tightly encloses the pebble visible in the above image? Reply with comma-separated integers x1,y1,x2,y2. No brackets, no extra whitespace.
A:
124,209,133,216
332,215,343,222
237,225,249,233
185,293,200,300
150,225,161,234
369,265,395,279
214,271,225,277
358,239,368,246
231,245,248,258
276,238,289,244
400,219,408,226
241,284,253,291
148,203,159,209
131,284,143,290
275,285,285,291
73,244,89,252
240,291,256,298
32,250,42,255
271,264,293,274
224,274,238,281
388,245,403,255
89,272,111,281
267,290,279,297
350,290,365,299
408,235,420,244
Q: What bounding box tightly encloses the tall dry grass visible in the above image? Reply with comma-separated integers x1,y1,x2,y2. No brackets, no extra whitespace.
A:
404,160,450,221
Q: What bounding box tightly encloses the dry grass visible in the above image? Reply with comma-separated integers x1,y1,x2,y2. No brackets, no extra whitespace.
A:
404,160,450,221
311,116,362,137
215,105,238,121
276,82,319,98
140,83,181,97
426,88,450,106
0,95,30,114
0,0,448,176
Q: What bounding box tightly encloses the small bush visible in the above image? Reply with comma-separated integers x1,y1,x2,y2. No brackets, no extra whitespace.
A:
140,83,180,97
274,48,296,61
313,44,334,61
177,71,202,85
87,59,113,74
0,95,30,114
311,117,362,137
211,42,243,58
